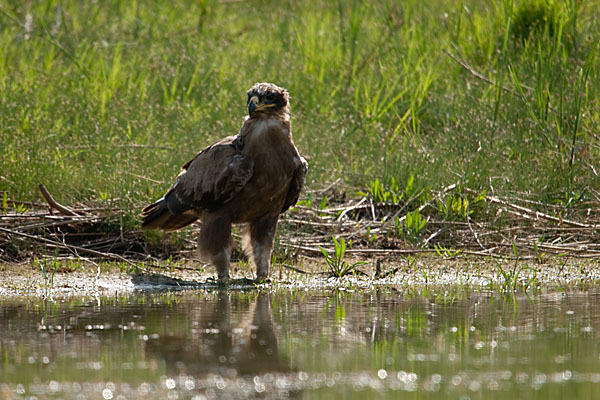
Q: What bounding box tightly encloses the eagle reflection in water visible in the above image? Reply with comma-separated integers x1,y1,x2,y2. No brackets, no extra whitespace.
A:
144,293,299,396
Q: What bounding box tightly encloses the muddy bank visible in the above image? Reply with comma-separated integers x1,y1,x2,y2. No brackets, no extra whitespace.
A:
1,256,599,298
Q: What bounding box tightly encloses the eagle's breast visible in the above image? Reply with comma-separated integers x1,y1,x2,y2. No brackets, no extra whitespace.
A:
227,115,298,222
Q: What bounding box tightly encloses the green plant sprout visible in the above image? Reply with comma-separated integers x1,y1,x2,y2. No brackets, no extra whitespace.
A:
395,210,427,243
320,236,366,277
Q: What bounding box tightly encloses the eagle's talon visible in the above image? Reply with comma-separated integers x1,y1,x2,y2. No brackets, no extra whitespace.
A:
217,276,230,285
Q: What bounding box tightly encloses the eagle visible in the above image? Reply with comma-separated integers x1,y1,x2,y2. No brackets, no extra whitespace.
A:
141,83,307,283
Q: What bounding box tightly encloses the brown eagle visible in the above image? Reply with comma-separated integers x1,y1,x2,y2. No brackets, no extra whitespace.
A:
141,83,307,282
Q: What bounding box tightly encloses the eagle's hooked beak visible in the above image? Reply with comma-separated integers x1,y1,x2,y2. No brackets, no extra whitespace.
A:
248,95,276,117
248,96,259,116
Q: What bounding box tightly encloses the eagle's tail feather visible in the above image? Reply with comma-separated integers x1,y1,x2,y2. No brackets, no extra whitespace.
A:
141,198,198,231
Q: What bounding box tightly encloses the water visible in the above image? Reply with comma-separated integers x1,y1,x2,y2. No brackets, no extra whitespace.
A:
1,287,599,399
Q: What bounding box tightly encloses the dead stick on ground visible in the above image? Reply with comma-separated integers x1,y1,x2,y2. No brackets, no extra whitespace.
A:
281,264,316,275
38,184,80,216
471,190,600,229
317,178,342,195
0,226,137,267
337,197,367,221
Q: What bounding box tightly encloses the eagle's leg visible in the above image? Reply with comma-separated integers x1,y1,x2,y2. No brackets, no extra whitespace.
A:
198,214,232,282
245,215,279,281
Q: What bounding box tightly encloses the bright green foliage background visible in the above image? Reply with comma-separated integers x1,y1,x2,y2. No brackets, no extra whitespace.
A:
1,0,598,211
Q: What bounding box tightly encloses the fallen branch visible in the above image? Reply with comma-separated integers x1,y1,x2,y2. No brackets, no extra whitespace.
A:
38,184,80,216
3,183,600,265
280,264,316,275
0,226,137,267
482,192,598,229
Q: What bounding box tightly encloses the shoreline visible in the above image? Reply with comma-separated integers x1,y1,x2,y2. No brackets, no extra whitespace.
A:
1,256,599,298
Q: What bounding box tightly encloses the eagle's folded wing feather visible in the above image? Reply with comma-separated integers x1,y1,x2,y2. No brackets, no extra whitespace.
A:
141,136,253,231
281,156,308,213
169,136,254,213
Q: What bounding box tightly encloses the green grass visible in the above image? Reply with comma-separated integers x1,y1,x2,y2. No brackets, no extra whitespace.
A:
1,0,599,224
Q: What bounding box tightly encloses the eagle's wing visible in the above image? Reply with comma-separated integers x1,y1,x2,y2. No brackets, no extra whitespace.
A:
142,135,254,231
169,135,254,213
280,156,308,213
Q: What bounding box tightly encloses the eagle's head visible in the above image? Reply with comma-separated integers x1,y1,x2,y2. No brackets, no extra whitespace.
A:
247,83,289,118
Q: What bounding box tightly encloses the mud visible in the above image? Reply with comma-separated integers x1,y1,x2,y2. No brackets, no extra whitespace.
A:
1,255,598,298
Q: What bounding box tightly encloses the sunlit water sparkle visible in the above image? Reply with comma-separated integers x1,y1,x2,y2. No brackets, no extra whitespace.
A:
1,287,599,399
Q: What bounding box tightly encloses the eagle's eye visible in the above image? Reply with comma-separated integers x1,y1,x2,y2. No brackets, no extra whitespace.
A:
265,94,274,102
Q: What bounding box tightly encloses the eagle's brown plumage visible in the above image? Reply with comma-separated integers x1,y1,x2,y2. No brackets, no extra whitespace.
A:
141,83,307,282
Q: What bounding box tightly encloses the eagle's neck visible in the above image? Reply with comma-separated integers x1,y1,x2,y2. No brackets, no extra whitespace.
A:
241,112,291,140
244,110,290,123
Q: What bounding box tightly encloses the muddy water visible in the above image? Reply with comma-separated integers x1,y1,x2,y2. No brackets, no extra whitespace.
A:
1,287,599,399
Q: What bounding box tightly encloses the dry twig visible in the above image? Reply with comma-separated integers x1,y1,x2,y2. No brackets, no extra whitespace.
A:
38,184,80,216
2,184,600,265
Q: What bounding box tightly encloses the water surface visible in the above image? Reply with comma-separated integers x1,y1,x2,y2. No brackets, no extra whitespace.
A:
1,286,599,399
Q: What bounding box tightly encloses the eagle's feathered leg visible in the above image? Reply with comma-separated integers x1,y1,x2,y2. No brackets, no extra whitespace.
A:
198,214,232,282
244,215,279,281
